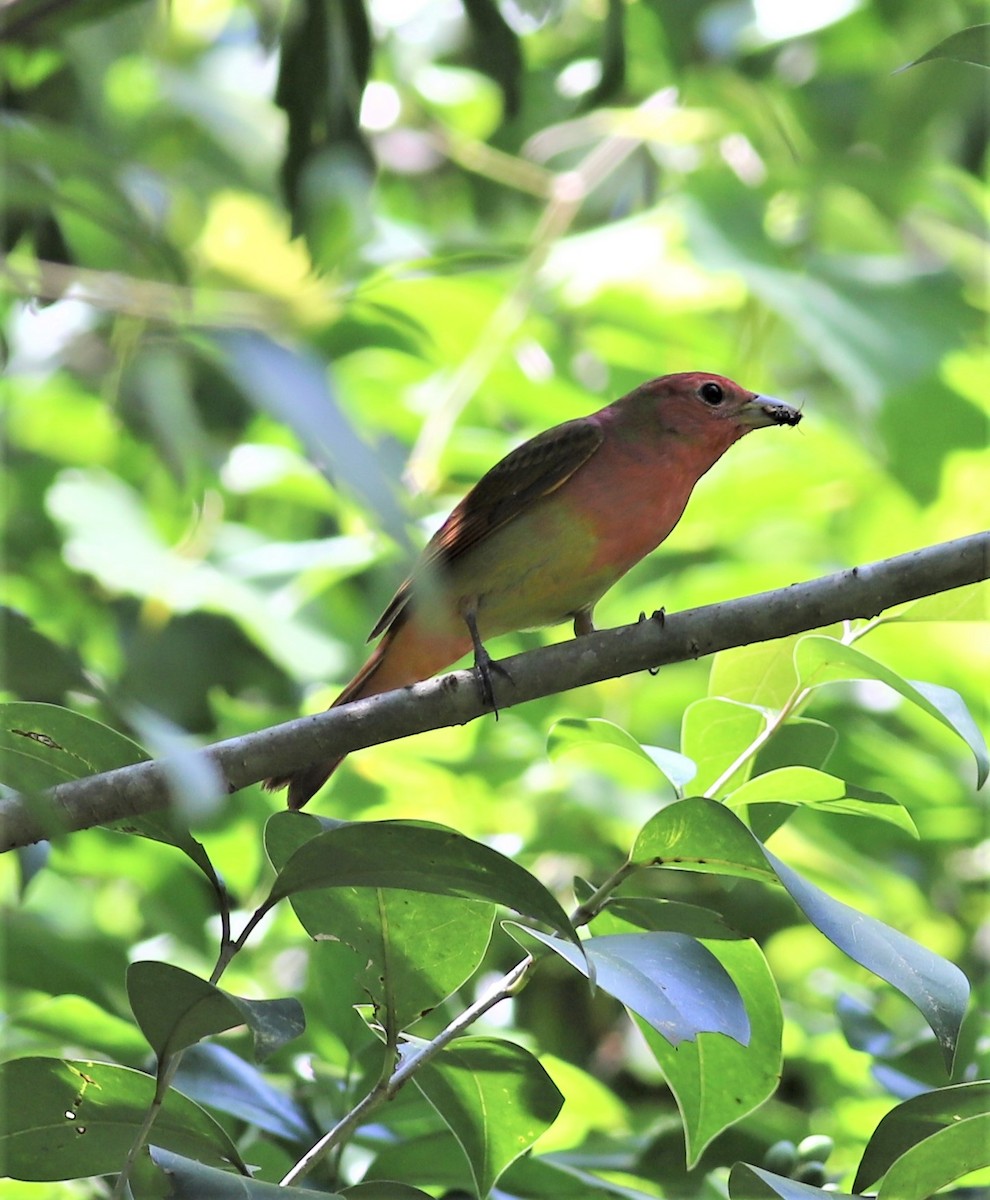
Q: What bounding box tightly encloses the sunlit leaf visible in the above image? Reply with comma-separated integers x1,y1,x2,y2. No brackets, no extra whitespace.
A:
547,716,694,790
681,698,767,796
794,636,989,786
890,581,987,622
724,766,917,836
877,1115,990,1199
631,797,776,884
853,1080,990,1192
639,938,782,1167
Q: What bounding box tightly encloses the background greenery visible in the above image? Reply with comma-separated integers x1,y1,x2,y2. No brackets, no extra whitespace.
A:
1,0,987,1196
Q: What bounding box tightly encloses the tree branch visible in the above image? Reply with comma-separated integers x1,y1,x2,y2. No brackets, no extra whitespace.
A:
1,534,986,852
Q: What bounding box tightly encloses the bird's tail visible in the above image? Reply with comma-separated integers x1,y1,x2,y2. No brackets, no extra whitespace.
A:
263,638,391,810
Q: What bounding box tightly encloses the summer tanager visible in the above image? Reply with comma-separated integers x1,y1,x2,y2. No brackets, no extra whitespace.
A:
265,372,801,808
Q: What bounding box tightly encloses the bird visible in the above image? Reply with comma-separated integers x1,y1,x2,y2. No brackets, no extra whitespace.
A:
264,372,801,808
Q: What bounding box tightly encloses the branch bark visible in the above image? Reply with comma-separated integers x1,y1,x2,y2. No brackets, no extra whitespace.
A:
1,533,986,853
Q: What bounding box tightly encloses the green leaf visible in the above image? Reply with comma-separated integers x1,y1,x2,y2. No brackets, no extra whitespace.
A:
765,850,970,1071
890,581,988,622
150,1146,342,1197
0,607,88,702
631,797,776,884
508,926,749,1046
412,1037,563,1197
754,718,838,774
263,818,581,954
547,717,695,790
794,636,989,786
341,1185,436,1199
877,1115,990,1199
728,1163,858,1198
708,635,807,709
898,23,990,71
681,698,766,795
11,995,150,1063
639,938,782,1167
0,1057,247,1181
854,1080,990,1192
0,701,148,782
632,799,968,1069
127,961,304,1062
600,896,745,941
724,766,918,836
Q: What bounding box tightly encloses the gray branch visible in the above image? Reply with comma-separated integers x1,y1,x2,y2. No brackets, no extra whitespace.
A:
1,533,986,853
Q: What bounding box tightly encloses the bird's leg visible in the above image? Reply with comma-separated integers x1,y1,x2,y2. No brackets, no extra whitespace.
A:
573,608,596,637
464,608,510,715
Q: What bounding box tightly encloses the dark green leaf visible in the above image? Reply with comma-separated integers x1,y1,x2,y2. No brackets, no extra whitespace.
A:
0,607,88,701
0,1057,247,1180
267,810,496,1031
898,24,990,71
461,0,523,117
601,896,745,940
264,818,582,953
127,961,305,1062
150,1146,342,1197
0,700,148,778
412,1037,563,1197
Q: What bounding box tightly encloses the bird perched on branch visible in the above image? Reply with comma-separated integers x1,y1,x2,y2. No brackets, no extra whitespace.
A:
265,372,801,808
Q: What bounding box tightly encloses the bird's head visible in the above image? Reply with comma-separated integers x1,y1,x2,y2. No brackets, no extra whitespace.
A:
633,372,801,442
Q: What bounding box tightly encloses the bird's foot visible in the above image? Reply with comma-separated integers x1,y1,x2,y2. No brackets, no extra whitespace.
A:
465,608,510,716
473,643,512,716
573,609,596,637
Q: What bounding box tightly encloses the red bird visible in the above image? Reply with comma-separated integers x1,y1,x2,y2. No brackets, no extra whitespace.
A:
266,372,801,808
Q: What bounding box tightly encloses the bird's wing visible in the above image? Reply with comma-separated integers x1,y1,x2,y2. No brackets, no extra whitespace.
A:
368,417,604,640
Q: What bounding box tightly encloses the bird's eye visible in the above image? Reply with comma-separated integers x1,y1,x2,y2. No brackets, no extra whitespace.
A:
699,381,724,405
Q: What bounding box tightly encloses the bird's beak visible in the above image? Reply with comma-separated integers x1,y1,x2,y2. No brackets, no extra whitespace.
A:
738,393,802,428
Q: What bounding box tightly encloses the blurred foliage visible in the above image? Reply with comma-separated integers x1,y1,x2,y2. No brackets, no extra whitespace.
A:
1,0,988,1196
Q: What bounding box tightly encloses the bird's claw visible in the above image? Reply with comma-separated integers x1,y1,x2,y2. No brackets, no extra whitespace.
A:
474,647,512,717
